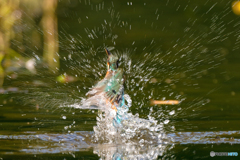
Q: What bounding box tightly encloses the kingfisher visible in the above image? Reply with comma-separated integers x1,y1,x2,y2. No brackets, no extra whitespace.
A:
86,49,127,126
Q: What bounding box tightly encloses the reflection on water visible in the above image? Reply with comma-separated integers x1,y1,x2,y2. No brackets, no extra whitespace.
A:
1,130,240,159
93,143,169,160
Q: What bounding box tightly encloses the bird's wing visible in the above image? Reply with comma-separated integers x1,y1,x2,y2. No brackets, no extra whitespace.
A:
104,69,124,102
85,73,110,97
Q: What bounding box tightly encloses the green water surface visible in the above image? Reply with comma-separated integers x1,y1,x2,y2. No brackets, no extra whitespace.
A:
1,0,240,159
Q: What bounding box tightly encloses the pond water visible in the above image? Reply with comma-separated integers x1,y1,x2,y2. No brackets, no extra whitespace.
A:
1,0,240,159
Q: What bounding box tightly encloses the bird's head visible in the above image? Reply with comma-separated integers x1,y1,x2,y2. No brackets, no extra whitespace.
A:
105,48,119,71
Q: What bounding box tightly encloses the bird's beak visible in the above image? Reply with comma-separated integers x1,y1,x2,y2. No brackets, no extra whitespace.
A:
105,48,111,56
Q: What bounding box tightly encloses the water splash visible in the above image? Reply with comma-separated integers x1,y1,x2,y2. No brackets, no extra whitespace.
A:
80,88,168,145
6,0,239,155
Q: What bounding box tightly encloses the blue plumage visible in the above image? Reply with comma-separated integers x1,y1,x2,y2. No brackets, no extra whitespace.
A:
86,49,127,126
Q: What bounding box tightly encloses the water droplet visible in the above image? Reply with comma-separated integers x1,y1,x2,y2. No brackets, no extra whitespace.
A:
164,119,170,124
169,110,175,115
139,139,144,143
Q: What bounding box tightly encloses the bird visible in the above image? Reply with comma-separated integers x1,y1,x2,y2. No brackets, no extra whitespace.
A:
86,49,126,126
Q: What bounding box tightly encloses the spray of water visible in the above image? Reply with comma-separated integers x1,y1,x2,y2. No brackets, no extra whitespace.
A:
10,1,240,155
89,92,169,144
